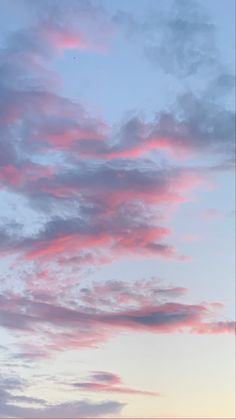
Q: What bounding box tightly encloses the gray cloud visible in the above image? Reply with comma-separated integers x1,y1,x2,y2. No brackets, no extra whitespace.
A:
0,375,46,419
145,0,218,77
0,373,124,419
114,0,219,77
72,370,160,397
0,292,234,358
0,398,123,419
0,2,234,417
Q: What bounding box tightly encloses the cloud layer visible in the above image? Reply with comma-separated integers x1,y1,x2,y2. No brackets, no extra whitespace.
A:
0,0,235,416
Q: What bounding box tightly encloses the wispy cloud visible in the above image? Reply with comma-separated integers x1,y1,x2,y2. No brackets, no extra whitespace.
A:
73,371,160,397
0,1,234,415
0,280,234,360
0,372,124,418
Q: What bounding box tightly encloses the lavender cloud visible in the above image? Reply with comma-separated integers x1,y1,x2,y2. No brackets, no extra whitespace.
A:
0,281,234,361
73,370,160,397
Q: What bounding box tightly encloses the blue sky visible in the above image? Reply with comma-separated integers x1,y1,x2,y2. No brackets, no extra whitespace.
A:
0,1,235,418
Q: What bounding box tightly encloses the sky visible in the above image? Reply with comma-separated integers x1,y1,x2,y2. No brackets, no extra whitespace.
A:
0,0,235,418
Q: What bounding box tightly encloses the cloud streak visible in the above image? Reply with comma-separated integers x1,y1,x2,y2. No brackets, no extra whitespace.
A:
0,280,234,360
73,371,160,397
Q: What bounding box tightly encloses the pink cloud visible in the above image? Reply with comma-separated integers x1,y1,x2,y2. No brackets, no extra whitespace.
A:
0,287,234,360
20,225,178,264
24,234,112,261
41,126,106,149
73,371,160,397
181,234,200,242
0,166,202,268
0,164,54,187
40,24,88,51
102,136,193,160
0,0,234,385
80,280,188,310
193,322,236,335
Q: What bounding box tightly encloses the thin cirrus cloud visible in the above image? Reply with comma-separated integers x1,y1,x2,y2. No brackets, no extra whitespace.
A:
0,280,234,361
0,400,124,419
73,371,161,397
0,374,124,419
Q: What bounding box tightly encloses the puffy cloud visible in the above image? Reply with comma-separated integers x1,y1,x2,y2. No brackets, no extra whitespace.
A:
77,93,235,161
111,1,235,161
0,1,234,416
0,0,233,289
0,0,233,298
1,161,205,268
0,0,112,200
